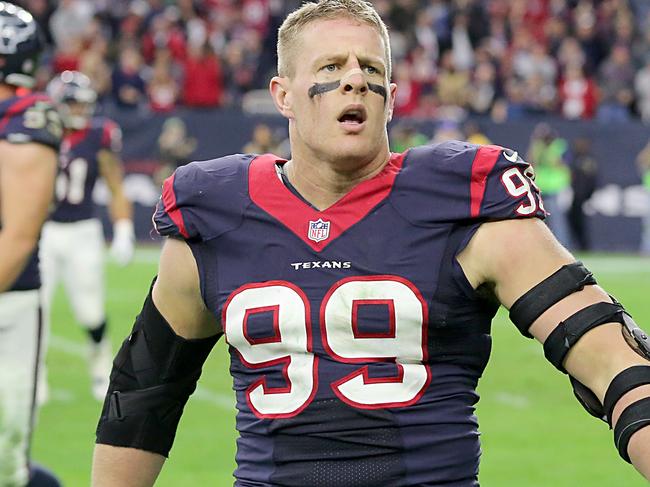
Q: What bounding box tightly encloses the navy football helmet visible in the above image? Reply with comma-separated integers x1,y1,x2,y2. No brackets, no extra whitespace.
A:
0,2,43,88
47,71,97,129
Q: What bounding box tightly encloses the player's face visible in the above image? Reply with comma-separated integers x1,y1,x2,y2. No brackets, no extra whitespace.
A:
278,18,396,166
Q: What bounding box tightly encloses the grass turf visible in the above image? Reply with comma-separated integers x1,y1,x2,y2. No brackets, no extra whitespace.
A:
31,249,650,486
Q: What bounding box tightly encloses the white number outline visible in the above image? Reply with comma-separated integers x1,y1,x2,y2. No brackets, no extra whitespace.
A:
500,166,538,216
223,276,431,418
56,157,88,205
321,275,431,410
223,280,318,419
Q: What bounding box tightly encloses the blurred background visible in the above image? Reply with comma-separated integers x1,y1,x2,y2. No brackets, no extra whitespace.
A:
16,0,650,485
12,0,650,252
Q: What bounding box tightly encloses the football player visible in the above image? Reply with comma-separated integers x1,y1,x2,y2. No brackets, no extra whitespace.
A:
0,2,64,486
40,70,134,402
93,1,650,485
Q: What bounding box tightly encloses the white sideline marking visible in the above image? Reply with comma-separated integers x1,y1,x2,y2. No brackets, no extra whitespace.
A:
49,388,75,403
579,255,650,274
48,334,235,410
493,392,530,409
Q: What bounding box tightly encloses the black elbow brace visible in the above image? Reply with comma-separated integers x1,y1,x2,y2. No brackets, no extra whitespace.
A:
95,281,221,456
509,262,650,431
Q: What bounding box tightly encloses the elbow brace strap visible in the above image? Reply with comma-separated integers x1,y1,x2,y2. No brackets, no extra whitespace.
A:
509,262,596,338
543,301,625,372
614,397,650,463
95,283,221,456
604,366,650,426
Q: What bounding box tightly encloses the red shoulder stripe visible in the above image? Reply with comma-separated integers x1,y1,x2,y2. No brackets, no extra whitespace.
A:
161,173,190,239
469,145,502,218
0,93,50,133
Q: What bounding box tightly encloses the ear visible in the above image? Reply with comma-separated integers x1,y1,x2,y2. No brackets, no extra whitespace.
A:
270,76,294,120
386,82,398,122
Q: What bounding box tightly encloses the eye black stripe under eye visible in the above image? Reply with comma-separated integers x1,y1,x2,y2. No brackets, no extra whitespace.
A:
368,83,387,100
308,81,341,98
307,80,387,101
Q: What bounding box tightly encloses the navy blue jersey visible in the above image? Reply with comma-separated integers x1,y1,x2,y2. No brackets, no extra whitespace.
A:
50,117,122,222
0,93,62,291
154,141,545,487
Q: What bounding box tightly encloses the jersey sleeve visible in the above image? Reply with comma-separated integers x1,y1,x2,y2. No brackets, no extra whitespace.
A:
153,155,251,242
100,118,122,153
0,94,63,149
470,144,546,221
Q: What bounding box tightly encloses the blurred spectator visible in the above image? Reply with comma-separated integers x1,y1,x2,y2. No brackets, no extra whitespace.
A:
243,123,281,154
597,44,635,121
468,59,497,115
522,72,557,114
634,55,650,123
390,123,428,153
111,45,147,109
146,49,179,112
79,48,112,103
49,0,94,49
558,64,598,120
450,12,474,72
463,120,490,146
6,0,650,121
182,43,224,108
431,120,463,144
52,37,83,73
154,117,197,185
527,123,572,248
141,8,187,63
221,40,257,106
436,51,469,112
393,61,421,117
567,138,598,251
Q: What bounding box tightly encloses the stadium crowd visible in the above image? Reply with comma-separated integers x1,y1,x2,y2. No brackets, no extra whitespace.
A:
13,0,650,122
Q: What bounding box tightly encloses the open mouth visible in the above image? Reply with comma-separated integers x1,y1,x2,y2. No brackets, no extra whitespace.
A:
338,106,367,127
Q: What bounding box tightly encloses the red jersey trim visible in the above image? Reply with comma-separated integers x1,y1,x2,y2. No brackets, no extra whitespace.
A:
0,93,50,133
64,127,90,149
162,173,189,238
469,145,502,218
249,152,406,252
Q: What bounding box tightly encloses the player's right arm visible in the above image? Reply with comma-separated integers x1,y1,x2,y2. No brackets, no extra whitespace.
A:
92,237,219,487
0,140,57,292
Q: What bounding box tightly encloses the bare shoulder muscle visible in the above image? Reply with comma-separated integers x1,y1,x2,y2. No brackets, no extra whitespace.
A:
0,140,57,234
152,237,220,338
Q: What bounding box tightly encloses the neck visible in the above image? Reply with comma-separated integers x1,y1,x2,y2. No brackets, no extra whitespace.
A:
283,141,391,211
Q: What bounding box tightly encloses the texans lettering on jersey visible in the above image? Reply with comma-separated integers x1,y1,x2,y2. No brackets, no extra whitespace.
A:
50,117,122,222
153,142,546,487
0,93,62,291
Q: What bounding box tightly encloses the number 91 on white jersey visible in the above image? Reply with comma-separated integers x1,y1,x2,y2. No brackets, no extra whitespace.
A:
223,276,431,419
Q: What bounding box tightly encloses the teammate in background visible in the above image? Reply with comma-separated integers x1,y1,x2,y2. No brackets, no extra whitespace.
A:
40,70,134,402
0,3,64,487
93,1,650,485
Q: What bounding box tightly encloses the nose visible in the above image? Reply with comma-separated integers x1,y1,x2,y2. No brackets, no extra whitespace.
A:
340,68,368,95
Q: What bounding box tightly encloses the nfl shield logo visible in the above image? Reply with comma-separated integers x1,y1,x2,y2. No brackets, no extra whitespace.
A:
308,219,330,242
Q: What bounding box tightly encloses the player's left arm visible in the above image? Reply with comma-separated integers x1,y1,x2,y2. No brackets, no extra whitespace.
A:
98,147,134,265
458,217,650,479
0,141,57,292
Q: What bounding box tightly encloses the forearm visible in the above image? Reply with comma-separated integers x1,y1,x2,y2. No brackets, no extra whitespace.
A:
629,426,650,480
611,384,650,480
110,194,133,222
0,232,38,292
92,444,165,487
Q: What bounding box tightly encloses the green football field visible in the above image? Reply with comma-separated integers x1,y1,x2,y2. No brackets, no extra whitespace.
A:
31,248,650,486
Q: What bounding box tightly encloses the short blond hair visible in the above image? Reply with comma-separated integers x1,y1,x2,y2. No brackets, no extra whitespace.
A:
277,0,392,80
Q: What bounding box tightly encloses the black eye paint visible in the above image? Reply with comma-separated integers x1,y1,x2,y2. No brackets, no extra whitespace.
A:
368,83,387,101
308,80,388,102
308,81,340,98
